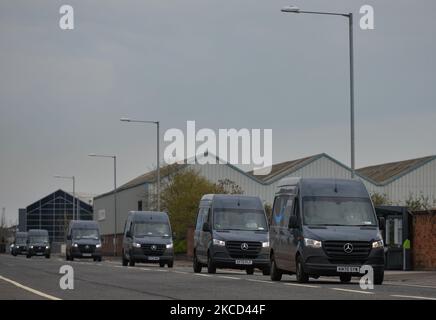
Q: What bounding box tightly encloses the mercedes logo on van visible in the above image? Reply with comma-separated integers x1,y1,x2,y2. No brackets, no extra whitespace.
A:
151,245,157,251
241,243,249,251
343,243,353,254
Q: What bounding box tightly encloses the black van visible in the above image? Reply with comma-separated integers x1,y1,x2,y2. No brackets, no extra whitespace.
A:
122,211,174,268
26,229,51,259
269,178,385,284
66,220,102,261
193,194,270,275
11,232,28,256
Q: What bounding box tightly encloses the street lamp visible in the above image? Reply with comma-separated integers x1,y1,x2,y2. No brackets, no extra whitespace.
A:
120,117,161,211
54,175,77,220
89,153,118,257
281,5,356,178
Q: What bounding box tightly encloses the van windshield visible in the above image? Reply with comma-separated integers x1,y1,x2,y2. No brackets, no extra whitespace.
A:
29,236,49,243
133,222,170,237
213,209,268,231
72,229,99,240
15,237,27,245
303,196,377,226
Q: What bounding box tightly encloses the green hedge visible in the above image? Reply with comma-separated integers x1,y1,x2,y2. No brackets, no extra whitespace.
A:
174,240,187,254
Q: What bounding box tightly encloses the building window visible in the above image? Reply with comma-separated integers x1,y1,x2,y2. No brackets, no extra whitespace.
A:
138,201,143,211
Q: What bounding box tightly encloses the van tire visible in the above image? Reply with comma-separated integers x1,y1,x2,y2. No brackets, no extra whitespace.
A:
193,253,202,273
122,251,128,266
159,262,165,268
168,261,174,268
129,258,135,267
26,254,31,259
207,255,216,274
270,255,282,281
340,274,352,283
296,256,309,283
246,268,254,275
262,267,271,276
374,270,384,285
45,254,50,259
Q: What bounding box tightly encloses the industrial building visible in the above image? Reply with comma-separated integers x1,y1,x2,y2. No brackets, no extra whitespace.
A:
19,190,94,248
93,153,436,256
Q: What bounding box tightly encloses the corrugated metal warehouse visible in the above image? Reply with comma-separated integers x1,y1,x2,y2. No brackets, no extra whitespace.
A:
94,153,436,247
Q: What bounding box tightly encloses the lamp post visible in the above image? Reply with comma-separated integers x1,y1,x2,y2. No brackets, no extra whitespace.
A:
120,117,161,211
281,5,356,177
54,175,77,219
89,154,118,256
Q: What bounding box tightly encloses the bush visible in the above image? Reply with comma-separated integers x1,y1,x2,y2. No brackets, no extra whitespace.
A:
174,240,187,254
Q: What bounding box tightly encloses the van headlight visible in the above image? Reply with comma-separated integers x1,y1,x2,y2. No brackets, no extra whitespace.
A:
73,243,78,248
46,245,50,249
96,243,102,248
372,239,384,249
213,239,225,246
262,241,270,248
304,238,322,248
133,242,141,248
30,245,34,249
166,243,173,249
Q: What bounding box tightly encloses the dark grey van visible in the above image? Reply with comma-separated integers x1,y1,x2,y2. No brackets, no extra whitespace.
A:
269,178,385,284
26,229,50,259
11,232,28,256
66,220,102,261
122,211,174,268
193,194,270,275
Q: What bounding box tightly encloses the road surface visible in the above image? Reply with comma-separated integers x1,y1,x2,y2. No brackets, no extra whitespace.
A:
1,254,436,300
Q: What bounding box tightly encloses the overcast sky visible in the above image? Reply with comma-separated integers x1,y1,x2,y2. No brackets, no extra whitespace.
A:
1,0,435,224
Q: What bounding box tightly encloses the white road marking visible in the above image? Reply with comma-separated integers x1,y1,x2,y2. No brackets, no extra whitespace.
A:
385,282,436,290
283,282,320,288
140,268,151,271
0,275,61,301
331,288,374,295
194,273,213,277
247,279,275,284
391,294,436,300
174,271,189,275
218,276,241,280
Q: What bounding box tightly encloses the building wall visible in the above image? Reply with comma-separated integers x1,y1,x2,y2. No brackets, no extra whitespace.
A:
412,211,436,270
93,183,149,236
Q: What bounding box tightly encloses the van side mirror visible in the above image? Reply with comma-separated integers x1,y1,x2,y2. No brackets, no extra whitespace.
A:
378,217,386,231
288,215,299,229
126,231,132,238
202,222,211,232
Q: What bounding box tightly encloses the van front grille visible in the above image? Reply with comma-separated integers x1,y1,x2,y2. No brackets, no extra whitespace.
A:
141,244,166,256
225,241,262,259
78,244,95,253
323,241,371,260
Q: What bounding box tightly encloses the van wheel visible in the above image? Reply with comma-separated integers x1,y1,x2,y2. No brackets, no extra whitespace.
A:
193,253,202,273
374,270,384,285
168,261,174,268
340,274,352,283
296,256,309,283
129,258,135,267
45,254,50,259
159,262,165,268
207,255,216,274
26,254,31,259
270,255,282,281
246,268,254,275
122,251,128,266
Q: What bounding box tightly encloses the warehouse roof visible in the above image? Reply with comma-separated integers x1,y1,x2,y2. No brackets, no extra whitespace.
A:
356,155,436,184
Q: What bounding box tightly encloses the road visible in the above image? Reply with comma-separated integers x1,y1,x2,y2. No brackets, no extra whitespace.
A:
1,254,436,300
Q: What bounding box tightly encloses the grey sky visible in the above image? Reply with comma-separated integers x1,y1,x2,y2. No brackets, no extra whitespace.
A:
1,0,435,224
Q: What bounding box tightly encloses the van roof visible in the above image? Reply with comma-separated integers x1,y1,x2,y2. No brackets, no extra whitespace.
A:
298,178,369,198
28,229,49,235
16,232,28,237
201,194,264,210
69,220,100,229
128,211,169,222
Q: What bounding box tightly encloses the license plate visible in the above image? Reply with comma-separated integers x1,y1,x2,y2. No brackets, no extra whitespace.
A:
235,259,253,265
36,252,43,256
82,253,92,257
337,266,360,273
148,256,160,261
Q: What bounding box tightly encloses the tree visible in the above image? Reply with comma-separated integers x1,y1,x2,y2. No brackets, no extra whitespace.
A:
370,193,391,206
161,169,244,240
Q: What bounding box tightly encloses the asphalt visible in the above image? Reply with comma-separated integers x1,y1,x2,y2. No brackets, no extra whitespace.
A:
1,254,436,300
